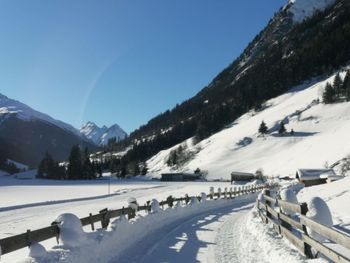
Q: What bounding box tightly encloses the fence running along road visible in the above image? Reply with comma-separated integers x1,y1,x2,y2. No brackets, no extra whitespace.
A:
0,184,266,257
257,190,350,263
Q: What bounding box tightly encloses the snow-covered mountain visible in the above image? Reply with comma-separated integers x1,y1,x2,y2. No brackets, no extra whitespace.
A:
0,93,81,137
80,122,127,146
147,69,350,180
0,93,96,166
286,0,336,23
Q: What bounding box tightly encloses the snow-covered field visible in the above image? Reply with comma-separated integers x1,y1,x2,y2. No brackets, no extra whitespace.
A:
1,172,350,262
147,70,350,180
0,175,233,262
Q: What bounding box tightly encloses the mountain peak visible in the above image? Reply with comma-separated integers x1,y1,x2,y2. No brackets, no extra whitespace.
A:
80,122,127,146
286,0,336,23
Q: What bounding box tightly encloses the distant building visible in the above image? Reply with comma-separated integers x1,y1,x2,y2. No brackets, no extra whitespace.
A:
161,173,201,182
295,169,341,187
231,172,256,183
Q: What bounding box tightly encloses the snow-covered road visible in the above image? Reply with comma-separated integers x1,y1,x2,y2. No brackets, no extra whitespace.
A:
113,198,255,263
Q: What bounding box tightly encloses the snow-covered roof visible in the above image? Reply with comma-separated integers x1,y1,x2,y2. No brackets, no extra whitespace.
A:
296,169,336,180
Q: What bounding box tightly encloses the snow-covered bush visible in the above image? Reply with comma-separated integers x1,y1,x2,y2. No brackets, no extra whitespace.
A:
55,213,87,247
306,197,333,242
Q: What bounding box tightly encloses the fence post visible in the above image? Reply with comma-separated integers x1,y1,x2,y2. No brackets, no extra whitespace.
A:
167,196,174,208
265,190,272,222
300,202,314,259
99,208,110,229
26,229,32,248
89,213,95,231
185,194,190,204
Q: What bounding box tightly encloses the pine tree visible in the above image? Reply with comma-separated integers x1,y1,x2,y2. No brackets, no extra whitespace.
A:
67,145,83,180
343,70,350,101
37,152,55,178
333,73,343,99
323,82,336,104
278,121,286,135
141,162,148,175
258,121,268,135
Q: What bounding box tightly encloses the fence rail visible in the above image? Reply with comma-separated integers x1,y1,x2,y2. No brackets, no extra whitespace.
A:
0,184,266,257
257,190,350,263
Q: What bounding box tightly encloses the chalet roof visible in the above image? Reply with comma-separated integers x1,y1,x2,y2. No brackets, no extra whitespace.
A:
296,169,336,180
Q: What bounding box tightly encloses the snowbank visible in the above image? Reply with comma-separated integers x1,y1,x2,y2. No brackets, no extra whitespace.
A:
21,190,255,263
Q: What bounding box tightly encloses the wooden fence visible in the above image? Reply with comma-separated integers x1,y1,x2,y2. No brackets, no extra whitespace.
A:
256,190,350,263
0,184,266,257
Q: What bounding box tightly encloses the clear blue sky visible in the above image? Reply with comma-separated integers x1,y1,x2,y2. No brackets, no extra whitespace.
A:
0,0,286,133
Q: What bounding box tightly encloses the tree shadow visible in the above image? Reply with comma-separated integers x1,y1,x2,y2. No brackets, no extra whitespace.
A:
118,201,254,263
271,131,318,138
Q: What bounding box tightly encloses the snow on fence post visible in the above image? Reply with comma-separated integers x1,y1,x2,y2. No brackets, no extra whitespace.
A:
150,199,161,213
229,187,233,199
209,187,214,199
128,197,138,220
217,188,222,199
224,188,228,199
200,192,207,203
54,213,87,248
189,196,199,205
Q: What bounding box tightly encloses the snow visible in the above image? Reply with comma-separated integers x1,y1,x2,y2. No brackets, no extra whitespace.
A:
20,194,257,263
55,213,88,248
0,177,234,262
297,176,350,234
80,122,127,146
147,70,350,180
286,0,336,23
305,197,333,242
13,169,37,180
280,188,299,215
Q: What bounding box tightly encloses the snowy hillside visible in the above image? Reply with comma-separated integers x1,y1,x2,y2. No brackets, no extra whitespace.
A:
147,70,350,180
0,93,81,137
286,0,336,23
80,122,127,146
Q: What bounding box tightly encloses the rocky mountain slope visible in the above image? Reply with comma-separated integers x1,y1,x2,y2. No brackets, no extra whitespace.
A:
0,93,96,167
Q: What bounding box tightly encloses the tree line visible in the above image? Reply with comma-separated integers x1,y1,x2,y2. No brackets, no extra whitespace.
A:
37,145,102,180
323,71,350,104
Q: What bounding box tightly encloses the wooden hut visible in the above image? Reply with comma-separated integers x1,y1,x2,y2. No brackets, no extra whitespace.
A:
161,173,201,182
230,172,256,183
295,169,337,187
